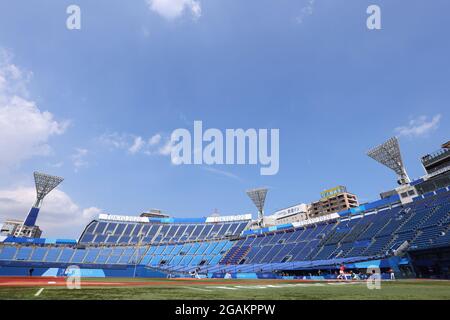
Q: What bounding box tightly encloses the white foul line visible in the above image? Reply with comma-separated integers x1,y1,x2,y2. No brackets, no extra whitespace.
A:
181,286,213,292
35,288,44,297
210,282,362,291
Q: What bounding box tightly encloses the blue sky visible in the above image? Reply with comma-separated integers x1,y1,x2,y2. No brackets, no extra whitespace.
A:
0,0,448,238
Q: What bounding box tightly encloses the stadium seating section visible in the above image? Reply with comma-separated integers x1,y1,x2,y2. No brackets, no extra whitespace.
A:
217,190,450,267
78,221,248,245
0,189,449,275
0,240,234,268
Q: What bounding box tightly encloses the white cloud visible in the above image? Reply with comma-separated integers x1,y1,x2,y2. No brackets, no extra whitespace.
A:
0,49,69,171
296,0,316,24
98,132,130,150
146,0,202,20
157,136,187,165
71,148,89,171
0,187,101,239
129,136,145,154
158,138,175,156
99,131,169,157
0,49,32,99
395,114,442,137
49,162,64,168
149,133,162,146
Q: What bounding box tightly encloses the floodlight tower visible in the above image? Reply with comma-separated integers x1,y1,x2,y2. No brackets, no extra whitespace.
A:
367,137,410,185
23,172,64,227
246,188,268,227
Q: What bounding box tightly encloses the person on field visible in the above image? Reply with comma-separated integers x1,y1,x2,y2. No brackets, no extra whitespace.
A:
338,264,346,280
352,271,361,280
28,268,34,277
191,268,201,279
389,268,395,280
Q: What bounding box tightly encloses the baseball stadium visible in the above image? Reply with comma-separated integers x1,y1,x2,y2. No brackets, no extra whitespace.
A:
0,137,449,300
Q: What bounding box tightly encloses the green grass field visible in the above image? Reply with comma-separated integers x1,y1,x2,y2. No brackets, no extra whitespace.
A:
1,278,450,300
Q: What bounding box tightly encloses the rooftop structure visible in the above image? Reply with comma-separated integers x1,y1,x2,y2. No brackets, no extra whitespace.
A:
264,203,309,226
421,141,450,175
309,186,359,218
140,209,170,219
0,219,42,238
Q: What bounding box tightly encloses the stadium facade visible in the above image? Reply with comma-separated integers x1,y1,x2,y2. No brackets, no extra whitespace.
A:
0,138,449,279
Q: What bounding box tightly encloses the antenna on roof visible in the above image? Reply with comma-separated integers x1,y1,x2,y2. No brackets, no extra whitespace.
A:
211,208,220,217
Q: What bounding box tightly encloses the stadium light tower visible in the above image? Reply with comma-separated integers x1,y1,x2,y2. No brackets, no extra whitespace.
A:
23,172,64,227
367,137,410,185
246,188,268,227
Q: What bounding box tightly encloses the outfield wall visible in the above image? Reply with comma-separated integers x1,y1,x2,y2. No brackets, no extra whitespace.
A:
0,263,166,278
